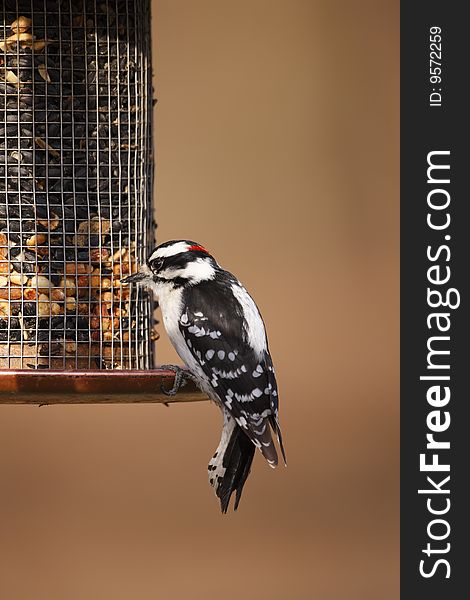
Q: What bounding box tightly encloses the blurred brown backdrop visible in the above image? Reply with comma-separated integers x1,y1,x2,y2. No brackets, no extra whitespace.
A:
0,1,399,599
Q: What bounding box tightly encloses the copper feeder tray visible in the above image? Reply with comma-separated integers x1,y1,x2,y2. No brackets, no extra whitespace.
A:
0,369,206,405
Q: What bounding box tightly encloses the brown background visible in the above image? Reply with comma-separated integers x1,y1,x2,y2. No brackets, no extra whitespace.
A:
0,1,399,598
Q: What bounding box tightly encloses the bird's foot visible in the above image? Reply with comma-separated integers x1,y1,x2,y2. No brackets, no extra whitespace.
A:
160,364,196,396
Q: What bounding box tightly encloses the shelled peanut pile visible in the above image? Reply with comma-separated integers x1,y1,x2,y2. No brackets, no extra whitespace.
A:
1,1,154,369
0,228,138,358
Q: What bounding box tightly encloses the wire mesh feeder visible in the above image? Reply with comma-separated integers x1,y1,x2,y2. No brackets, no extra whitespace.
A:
1,1,205,404
1,0,156,374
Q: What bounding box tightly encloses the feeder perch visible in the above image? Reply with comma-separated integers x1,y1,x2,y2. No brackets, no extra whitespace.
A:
0,0,205,404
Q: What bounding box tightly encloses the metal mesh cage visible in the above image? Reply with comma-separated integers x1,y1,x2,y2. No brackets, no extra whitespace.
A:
1,0,154,370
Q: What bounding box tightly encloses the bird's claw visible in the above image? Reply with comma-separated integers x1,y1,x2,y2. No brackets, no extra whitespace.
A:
160,364,194,396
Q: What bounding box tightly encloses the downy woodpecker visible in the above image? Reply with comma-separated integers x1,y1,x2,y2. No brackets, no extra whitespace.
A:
123,240,286,512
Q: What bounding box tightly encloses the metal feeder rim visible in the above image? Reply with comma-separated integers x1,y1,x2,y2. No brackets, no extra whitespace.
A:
0,369,206,404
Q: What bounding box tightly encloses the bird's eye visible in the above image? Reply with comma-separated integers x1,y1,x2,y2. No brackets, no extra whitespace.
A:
150,257,164,272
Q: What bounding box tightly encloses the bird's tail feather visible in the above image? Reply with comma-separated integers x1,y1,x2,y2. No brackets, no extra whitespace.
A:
209,418,255,513
218,425,255,512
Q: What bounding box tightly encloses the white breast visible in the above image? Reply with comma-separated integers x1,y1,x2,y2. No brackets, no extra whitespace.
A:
150,280,214,395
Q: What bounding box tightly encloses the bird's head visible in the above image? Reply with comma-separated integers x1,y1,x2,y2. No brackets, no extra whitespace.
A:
122,240,217,288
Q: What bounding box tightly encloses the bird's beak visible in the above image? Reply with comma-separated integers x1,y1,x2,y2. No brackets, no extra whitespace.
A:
121,271,149,285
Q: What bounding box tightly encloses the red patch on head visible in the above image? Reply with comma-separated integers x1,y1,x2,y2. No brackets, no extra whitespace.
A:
188,244,209,254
